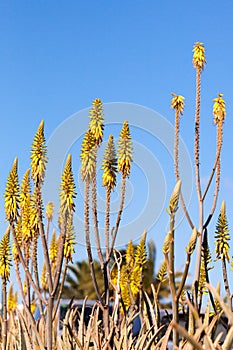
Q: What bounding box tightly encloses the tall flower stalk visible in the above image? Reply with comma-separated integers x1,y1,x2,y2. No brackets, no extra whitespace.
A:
192,42,206,291
109,120,133,258
80,128,101,300
171,94,193,228
102,134,117,257
0,228,11,350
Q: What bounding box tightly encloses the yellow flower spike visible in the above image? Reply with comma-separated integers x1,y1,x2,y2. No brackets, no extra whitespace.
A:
41,263,48,290
21,194,33,242
171,93,185,115
49,230,58,264
8,285,18,312
162,231,172,254
130,265,141,296
102,135,117,190
20,169,31,210
64,214,76,262
46,202,54,221
30,120,47,185
168,179,182,214
4,158,20,222
30,191,40,238
156,260,167,283
80,129,97,181
60,154,76,215
12,218,22,263
192,42,206,71
215,200,230,262
0,227,12,281
126,240,134,268
135,230,147,268
186,227,197,255
213,93,226,124
118,121,133,178
89,98,104,146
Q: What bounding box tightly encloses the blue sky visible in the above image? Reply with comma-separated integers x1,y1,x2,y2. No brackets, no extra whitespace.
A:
0,1,233,289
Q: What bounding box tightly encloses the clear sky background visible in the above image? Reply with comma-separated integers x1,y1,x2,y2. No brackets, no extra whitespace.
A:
0,1,233,290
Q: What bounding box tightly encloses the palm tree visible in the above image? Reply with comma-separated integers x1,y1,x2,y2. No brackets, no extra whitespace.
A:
62,260,104,300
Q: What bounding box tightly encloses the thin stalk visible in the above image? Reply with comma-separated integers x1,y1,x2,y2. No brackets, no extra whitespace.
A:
52,214,66,295
14,259,46,349
203,122,223,234
194,67,202,202
105,188,111,259
35,186,53,294
91,162,104,268
108,176,126,263
222,256,232,310
201,139,221,202
10,223,47,305
46,217,51,242
52,258,68,320
168,211,179,347
46,296,54,350
2,278,7,350
24,244,31,310
194,200,204,308
200,228,216,313
174,108,194,229
176,253,191,301
32,235,43,316
84,180,102,301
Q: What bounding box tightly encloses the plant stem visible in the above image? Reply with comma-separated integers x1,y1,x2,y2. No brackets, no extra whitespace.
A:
10,223,47,305
2,278,7,350
84,180,102,301
108,176,126,263
222,256,232,311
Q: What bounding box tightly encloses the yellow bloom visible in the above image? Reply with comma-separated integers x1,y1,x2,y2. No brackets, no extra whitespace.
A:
134,230,147,268
8,284,18,312
49,230,58,264
4,158,20,222
0,227,12,281
46,202,54,221
118,121,133,178
12,218,22,263
102,135,117,190
30,120,47,185
64,214,76,262
41,263,48,290
213,93,226,124
171,93,185,115
80,129,97,181
89,98,104,146
20,169,31,210
60,154,76,215
156,260,167,283
215,200,230,262
192,42,206,71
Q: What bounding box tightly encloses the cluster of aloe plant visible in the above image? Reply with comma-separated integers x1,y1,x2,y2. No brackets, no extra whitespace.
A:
0,41,232,350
